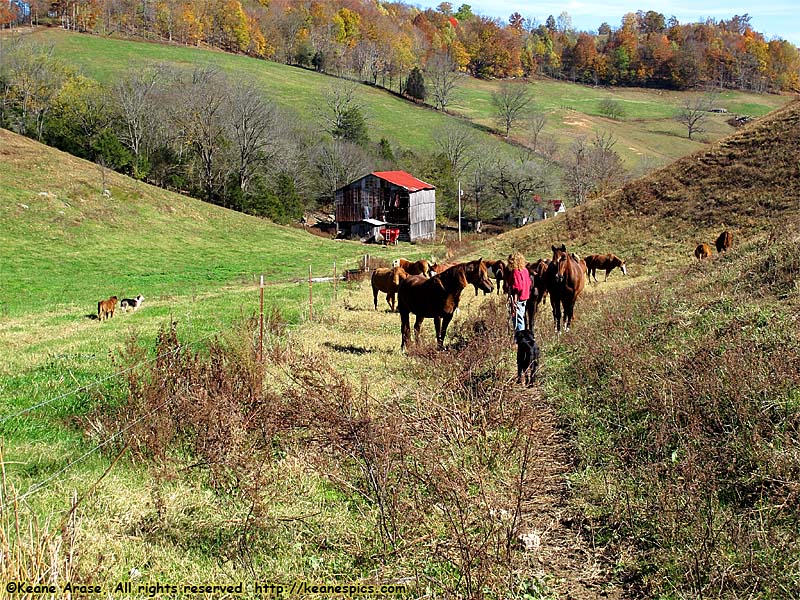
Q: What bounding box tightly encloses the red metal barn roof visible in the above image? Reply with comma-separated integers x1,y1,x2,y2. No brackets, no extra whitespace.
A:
372,171,435,192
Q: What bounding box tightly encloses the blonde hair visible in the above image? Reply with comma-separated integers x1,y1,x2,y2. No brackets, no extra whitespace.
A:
507,251,526,270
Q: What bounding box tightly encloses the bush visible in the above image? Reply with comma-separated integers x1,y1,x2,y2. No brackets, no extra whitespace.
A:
598,97,625,120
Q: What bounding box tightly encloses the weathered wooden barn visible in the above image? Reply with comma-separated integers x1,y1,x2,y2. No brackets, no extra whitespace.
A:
335,171,436,242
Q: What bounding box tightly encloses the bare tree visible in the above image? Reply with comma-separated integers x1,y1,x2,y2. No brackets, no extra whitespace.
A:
491,157,551,222
168,67,231,203
426,51,460,112
491,82,532,138
227,83,280,192
465,150,497,219
113,64,165,175
675,90,718,140
526,110,547,153
434,124,475,180
563,131,626,205
312,139,372,201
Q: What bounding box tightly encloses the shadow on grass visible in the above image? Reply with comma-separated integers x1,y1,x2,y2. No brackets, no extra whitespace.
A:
323,342,372,355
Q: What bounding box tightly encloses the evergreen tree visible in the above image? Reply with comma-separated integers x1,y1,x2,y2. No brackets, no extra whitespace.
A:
405,67,426,101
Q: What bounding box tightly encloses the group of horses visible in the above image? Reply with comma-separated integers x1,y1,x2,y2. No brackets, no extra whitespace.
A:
695,230,733,259
371,247,628,351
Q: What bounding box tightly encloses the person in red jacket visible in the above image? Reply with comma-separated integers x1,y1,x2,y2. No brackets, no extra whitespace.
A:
507,251,532,333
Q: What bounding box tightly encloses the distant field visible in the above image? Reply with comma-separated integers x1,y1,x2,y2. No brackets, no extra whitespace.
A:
453,75,789,168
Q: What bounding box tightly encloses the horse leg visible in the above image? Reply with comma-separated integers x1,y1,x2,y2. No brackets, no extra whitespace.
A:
564,299,574,333
387,292,395,311
434,316,442,347
414,315,424,344
373,286,379,310
439,314,454,348
604,269,610,282
400,310,411,352
551,297,562,333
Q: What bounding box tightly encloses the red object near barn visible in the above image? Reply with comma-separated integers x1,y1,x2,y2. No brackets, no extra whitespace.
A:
380,227,400,245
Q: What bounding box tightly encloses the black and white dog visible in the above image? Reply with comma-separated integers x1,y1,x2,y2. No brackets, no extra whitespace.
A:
514,329,539,386
120,294,145,312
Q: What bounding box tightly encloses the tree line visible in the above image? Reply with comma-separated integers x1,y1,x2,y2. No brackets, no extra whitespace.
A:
5,1,797,95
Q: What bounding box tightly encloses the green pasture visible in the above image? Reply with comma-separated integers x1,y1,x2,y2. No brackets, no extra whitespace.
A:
0,128,432,481
24,28,514,160
452,75,789,167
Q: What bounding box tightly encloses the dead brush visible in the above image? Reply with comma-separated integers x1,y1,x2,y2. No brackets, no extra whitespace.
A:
554,261,800,596
105,305,549,597
394,301,546,597
0,449,82,591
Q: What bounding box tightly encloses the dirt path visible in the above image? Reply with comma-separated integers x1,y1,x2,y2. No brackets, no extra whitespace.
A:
300,278,623,598
519,387,622,599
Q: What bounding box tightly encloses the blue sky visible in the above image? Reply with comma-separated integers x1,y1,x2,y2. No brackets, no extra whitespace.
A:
416,1,800,46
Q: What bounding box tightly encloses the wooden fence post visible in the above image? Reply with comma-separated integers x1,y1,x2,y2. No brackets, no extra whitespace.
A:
259,275,264,362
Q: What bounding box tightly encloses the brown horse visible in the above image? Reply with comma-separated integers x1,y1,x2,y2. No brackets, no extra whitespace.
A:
97,296,118,321
392,258,430,277
397,258,494,351
477,259,506,296
695,243,713,259
431,261,495,297
585,253,627,283
546,245,586,333
715,231,733,253
524,259,550,328
371,266,409,311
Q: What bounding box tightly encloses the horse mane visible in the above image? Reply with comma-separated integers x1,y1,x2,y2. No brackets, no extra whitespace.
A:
438,262,468,287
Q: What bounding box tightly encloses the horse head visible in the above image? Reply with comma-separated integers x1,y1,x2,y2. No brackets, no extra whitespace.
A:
391,266,408,286
551,245,570,284
467,258,494,294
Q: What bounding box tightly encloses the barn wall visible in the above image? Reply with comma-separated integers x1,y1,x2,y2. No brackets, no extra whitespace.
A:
408,189,436,240
335,176,382,223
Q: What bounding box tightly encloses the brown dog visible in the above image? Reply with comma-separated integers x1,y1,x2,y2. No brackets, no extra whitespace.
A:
694,243,713,260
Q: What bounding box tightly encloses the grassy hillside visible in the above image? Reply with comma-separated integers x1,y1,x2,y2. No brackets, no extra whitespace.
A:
453,76,788,169
0,125,429,442
22,28,515,160
458,100,800,595
22,28,791,171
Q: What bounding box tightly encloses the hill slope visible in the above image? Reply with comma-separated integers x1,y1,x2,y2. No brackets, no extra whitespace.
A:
478,99,800,266
476,100,800,595
25,28,791,170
